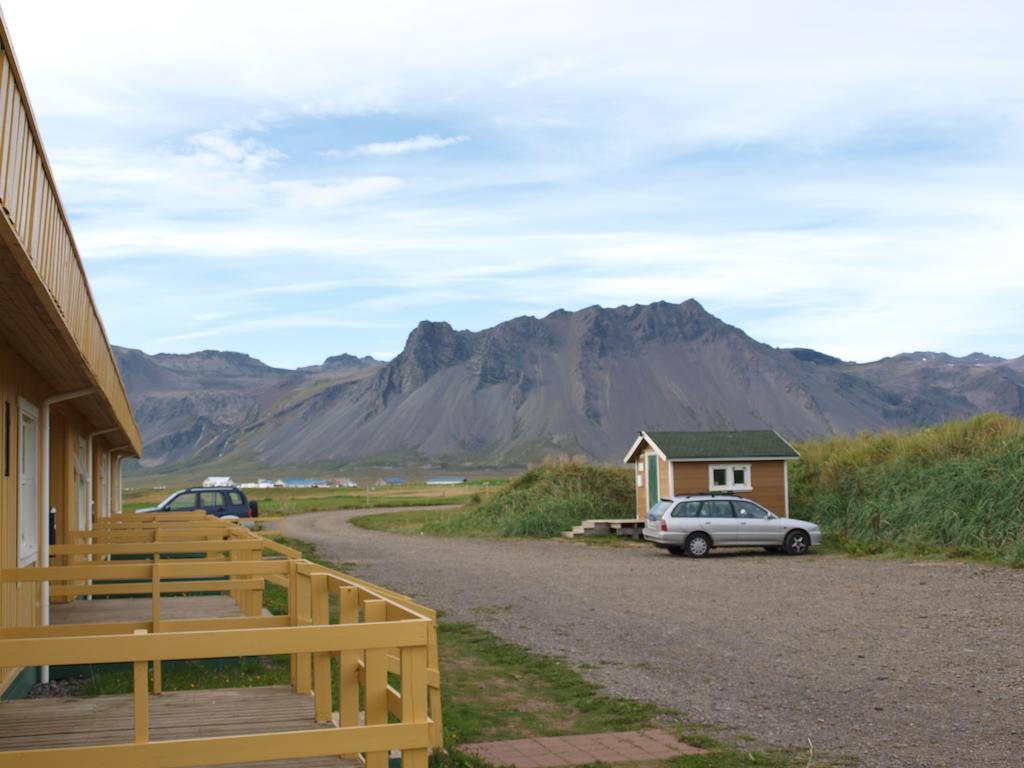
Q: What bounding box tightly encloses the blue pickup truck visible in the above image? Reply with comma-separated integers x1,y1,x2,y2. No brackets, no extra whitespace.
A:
136,486,259,518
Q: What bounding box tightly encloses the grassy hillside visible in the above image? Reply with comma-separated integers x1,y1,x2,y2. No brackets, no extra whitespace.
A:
413,459,634,538
791,413,1024,566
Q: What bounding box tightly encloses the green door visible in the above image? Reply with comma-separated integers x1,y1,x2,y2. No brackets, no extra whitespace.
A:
647,454,659,509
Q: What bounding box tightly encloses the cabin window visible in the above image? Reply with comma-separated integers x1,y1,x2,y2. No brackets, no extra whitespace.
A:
708,463,753,492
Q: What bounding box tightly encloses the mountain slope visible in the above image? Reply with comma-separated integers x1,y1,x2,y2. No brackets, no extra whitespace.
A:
115,300,1024,472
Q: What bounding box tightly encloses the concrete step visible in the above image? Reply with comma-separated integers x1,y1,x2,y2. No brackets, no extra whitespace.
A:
563,519,645,539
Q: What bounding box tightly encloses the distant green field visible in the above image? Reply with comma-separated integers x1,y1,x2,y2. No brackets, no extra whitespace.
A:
121,482,500,516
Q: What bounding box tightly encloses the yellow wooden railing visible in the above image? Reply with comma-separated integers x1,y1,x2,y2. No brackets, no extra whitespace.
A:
0,513,444,766
0,19,140,453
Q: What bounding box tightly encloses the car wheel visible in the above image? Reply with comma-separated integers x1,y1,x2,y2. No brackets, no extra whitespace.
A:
784,530,811,555
666,546,684,556
685,533,711,558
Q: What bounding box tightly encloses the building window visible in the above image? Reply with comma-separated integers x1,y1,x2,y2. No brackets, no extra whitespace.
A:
708,463,752,492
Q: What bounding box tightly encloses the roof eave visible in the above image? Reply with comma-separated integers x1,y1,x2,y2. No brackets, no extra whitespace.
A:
666,455,800,462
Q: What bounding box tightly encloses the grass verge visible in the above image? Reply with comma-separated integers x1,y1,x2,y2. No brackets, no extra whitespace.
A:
353,459,633,539
791,414,1024,567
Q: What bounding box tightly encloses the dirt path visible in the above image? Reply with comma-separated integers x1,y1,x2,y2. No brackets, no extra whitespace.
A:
282,509,1024,768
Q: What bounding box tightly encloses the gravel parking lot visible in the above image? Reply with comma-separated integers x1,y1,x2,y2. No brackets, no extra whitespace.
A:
283,509,1024,768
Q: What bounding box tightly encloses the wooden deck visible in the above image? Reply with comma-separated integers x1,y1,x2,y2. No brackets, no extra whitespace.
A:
51,595,246,624
0,686,360,767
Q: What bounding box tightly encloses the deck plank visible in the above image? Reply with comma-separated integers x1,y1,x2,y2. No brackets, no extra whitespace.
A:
50,595,245,624
0,686,359,767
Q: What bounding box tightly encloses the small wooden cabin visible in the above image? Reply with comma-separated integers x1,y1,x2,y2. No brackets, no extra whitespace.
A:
623,430,799,519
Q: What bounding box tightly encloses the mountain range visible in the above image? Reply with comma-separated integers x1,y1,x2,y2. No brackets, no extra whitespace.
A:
114,299,1024,474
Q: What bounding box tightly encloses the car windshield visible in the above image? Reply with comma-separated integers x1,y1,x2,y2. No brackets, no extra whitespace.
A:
646,500,672,521
156,492,179,508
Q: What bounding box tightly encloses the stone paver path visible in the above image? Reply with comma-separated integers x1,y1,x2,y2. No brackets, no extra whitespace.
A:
461,730,705,767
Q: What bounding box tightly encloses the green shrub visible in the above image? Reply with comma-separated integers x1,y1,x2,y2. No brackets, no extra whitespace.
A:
791,413,1024,566
427,458,633,538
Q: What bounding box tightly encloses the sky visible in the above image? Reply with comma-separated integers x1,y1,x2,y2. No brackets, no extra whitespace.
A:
4,1,1023,368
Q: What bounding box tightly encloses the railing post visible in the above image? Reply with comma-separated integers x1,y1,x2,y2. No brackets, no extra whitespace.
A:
401,640,429,768
133,629,149,743
295,567,312,694
364,599,388,768
427,622,443,746
228,548,240,607
288,560,298,688
337,585,360,734
310,573,332,723
151,558,162,694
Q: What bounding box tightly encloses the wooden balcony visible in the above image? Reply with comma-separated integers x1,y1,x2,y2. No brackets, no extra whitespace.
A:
0,513,444,767
0,15,140,453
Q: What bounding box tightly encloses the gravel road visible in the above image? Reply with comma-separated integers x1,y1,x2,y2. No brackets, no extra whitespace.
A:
281,509,1024,768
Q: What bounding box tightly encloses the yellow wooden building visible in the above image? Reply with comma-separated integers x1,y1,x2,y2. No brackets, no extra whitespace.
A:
0,14,441,766
0,11,142,698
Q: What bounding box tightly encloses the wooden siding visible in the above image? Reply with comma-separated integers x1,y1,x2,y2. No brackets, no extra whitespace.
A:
0,20,139,456
633,458,643,519
0,337,43,694
658,456,671,499
630,435,675,519
0,337,124,692
672,460,788,516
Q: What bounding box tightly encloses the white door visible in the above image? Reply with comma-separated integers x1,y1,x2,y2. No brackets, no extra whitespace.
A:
18,399,40,567
695,499,737,545
732,499,775,545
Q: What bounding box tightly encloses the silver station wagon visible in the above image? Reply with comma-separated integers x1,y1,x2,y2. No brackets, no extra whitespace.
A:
643,494,822,557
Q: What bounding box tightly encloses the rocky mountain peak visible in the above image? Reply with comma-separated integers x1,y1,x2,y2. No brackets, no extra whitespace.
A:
371,320,477,403
150,349,280,376
305,353,381,372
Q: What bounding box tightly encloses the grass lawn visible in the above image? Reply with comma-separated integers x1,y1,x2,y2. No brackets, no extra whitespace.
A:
351,506,469,534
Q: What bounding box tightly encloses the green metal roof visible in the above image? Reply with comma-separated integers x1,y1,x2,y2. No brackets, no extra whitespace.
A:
644,430,799,460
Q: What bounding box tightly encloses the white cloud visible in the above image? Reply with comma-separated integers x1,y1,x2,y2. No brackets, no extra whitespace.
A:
187,128,284,172
270,176,403,209
3,0,1023,366
341,134,469,158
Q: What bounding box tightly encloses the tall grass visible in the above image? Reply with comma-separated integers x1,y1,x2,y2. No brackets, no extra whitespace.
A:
428,458,633,538
791,413,1024,566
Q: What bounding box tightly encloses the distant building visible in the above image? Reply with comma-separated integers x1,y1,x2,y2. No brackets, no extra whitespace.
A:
238,479,275,489
281,478,327,488
623,430,799,519
333,478,359,488
377,476,404,486
203,476,234,487
426,477,467,486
